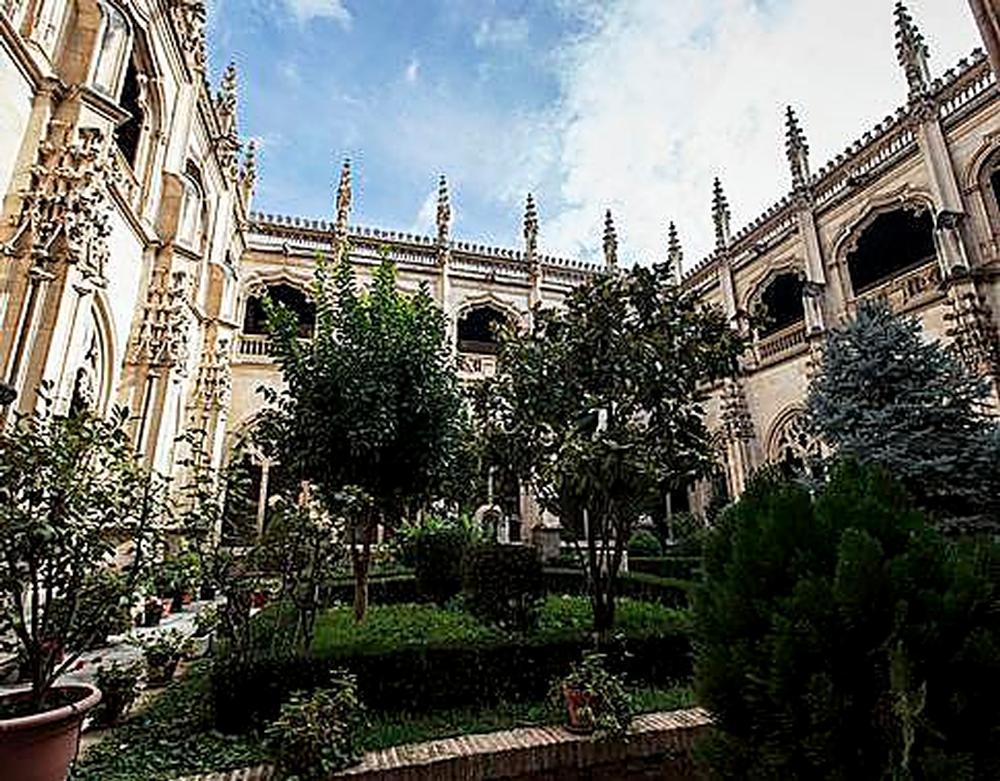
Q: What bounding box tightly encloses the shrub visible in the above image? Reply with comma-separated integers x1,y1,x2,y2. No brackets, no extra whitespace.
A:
265,674,365,780
326,574,416,606
92,660,144,727
211,599,690,732
629,556,701,581
141,629,193,686
542,568,693,609
414,527,470,604
50,569,135,650
463,544,544,631
628,529,662,557
694,461,1000,779
551,651,633,737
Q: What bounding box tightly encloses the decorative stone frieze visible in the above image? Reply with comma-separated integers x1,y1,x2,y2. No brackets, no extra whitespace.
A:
131,266,191,368
5,122,111,280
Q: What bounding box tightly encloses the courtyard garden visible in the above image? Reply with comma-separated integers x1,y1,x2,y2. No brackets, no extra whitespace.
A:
1,252,998,780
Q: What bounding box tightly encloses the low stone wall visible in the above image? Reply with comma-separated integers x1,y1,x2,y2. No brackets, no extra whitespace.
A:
178,707,711,781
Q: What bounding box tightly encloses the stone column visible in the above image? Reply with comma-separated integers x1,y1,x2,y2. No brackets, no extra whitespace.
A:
969,0,1000,77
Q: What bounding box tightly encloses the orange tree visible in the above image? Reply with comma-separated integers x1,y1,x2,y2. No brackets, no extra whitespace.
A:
483,261,743,637
259,252,465,622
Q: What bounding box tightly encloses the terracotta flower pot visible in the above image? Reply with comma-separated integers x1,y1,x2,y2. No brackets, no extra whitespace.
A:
563,686,597,734
0,683,101,781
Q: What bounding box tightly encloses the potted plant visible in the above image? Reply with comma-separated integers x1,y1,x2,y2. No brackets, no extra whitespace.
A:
0,404,165,780
551,652,634,737
142,596,164,627
157,551,200,613
140,629,192,686
91,660,144,727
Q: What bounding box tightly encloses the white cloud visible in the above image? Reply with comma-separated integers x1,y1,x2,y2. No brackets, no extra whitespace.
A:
405,56,420,84
285,0,351,27
531,0,980,269
474,17,530,49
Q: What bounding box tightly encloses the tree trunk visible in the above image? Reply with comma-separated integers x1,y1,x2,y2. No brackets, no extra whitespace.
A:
352,521,373,623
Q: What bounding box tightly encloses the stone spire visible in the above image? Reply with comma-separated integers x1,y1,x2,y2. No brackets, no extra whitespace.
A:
217,62,238,136
667,221,683,284
239,139,257,205
523,193,538,261
894,1,931,100
435,175,451,245
602,209,618,270
785,106,811,192
333,157,352,249
712,178,732,252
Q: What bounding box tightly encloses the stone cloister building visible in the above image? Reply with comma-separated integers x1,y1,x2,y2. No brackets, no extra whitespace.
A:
1,1,999,535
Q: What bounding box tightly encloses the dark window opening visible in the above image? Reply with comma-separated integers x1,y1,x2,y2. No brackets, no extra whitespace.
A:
991,168,1000,215
847,208,936,294
243,284,315,338
757,272,804,337
115,58,142,167
457,306,508,355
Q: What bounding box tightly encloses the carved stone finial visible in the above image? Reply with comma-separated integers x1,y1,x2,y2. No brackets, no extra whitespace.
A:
241,140,257,186
169,0,207,72
436,175,451,244
217,62,238,130
667,221,683,283
785,106,811,192
894,1,931,100
523,193,538,260
602,209,618,269
712,177,732,251
333,157,352,247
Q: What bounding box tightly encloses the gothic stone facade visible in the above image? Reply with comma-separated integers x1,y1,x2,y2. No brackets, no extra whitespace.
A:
2,1,999,530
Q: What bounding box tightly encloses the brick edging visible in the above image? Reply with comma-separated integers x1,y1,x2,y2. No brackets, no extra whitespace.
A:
175,707,712,781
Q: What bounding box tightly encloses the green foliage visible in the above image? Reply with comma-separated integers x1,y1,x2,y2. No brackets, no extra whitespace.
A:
807,300,1000,529
411,517,479,605
139,629,192,685
482,261,744,634
50,569,135,650
259,253,466,621
628,529,662,557
463,543,544,631
155,550,201,598
92,660,144,727
193,604,219,637
542,568,694,609
211,598,690,731
551,651,634,737
0,402,167,708
694,461,1000,779
72,664,268,781
265,675,365,780
628,556,701,581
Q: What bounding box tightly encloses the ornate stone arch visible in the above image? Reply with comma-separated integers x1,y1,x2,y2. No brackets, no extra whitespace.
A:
237,271,315,336
742,259,806,339
453,295,523,354
70,292,116,417
764,407,823,479
966,135,1000,239
833,190,937,299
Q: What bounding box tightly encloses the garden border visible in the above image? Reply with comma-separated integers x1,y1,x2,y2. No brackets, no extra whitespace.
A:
175,707,711,780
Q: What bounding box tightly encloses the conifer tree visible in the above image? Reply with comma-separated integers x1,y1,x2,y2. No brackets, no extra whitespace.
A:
806,300,999,530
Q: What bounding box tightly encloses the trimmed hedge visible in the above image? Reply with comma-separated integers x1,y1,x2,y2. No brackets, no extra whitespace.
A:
415,529,469,604
463,544,544,631
211,630,690,734
542,568,693,609
629,556,702,581
326,574,417,606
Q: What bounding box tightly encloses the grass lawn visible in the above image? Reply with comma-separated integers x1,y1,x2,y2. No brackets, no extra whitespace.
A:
73,597,692,781
307,595,688,656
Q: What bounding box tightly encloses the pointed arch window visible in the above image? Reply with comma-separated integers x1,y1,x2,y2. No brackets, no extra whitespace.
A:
846,207,936,294
242,283,315,338
90,1,132,97
115,56,143,166
178,164,206,250
755,272,804,337
457,305,510,355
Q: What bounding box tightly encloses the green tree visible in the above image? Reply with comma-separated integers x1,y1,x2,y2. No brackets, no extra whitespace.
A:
260,252,465,622
694,462,1000,779
484,261,742,636
0,401,166,711
807,300,1000,531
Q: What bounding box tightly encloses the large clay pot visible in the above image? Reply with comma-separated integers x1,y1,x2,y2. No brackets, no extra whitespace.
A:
0,683,101,781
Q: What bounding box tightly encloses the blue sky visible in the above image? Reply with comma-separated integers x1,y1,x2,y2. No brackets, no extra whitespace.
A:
208,0,980,268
